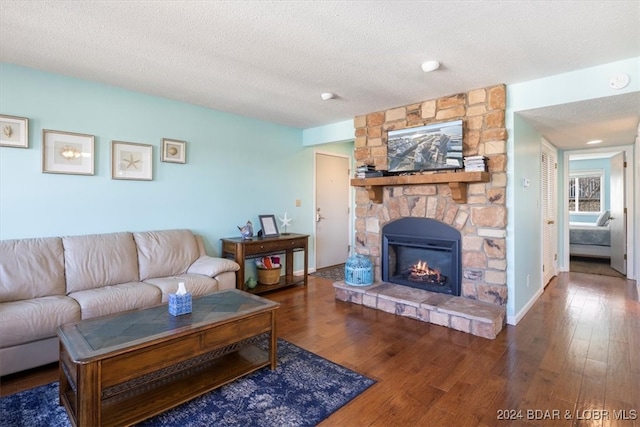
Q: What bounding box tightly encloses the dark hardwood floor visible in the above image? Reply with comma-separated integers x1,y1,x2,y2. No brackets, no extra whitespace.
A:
1,272,638,426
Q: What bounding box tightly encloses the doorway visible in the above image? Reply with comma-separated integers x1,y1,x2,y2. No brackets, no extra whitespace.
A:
314,152,350,269
565,148,631,277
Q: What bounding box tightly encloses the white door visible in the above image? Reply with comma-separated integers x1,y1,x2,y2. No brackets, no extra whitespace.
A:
610,152,626,274
315,153,350,269
541,141,558,286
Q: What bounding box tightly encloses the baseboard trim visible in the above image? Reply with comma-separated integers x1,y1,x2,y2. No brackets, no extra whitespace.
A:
507,286,544,326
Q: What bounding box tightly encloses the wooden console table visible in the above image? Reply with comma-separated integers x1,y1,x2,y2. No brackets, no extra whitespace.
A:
221,233,309,294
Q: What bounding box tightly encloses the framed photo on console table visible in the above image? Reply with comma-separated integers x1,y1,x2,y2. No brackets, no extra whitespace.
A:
259,214,279,237
112,141,153,180
42,129,95,175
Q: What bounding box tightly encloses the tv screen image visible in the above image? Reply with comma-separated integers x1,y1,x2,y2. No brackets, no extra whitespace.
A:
386,120,463,173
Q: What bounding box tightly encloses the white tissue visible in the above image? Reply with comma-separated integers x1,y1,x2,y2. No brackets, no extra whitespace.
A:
177,282,187,295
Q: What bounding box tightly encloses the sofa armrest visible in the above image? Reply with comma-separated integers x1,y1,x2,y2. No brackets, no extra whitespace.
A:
187,256,240,278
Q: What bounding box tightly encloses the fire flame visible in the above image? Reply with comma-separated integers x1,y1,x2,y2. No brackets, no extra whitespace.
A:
413,260,429,276
411,260,441,281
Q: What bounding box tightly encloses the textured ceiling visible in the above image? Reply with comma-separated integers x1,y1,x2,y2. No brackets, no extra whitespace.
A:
0,1,638,148
518,92,640,150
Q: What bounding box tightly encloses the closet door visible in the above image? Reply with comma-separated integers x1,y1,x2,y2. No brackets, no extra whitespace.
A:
541,140,558,286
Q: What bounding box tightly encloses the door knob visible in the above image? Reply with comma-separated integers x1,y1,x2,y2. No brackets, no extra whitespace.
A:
316,208,326,222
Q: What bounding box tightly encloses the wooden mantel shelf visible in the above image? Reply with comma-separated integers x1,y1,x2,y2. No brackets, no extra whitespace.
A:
351,171,490,204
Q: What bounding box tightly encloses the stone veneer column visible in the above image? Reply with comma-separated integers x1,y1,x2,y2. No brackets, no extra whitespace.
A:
353,85,508,306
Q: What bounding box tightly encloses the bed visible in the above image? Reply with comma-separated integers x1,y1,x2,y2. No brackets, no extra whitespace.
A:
569,211,611,258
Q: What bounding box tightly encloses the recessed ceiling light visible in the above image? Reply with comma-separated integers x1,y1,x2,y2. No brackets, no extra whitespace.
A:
321,92,336,101
586,140,603,145
421,60,441,72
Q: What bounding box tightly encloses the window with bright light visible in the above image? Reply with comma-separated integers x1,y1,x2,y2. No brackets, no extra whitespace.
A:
568,170,603,213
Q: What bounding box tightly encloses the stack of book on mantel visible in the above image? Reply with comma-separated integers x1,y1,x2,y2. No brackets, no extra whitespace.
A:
463,156,488,172
355,165,383,178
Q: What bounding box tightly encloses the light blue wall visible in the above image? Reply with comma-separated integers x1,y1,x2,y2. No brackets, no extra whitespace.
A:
568,158,611,223
506,56,639,323
510,115,543,319
303,119,354,146
0,63,351,270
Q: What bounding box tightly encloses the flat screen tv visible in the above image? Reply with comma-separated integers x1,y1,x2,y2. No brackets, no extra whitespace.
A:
386,120,463,173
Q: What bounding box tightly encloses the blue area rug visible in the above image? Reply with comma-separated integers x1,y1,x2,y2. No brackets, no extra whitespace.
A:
1,339,374,427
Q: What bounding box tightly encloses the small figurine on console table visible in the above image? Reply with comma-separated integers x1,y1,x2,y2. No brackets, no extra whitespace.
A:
279,212,292,235
237,220,254,240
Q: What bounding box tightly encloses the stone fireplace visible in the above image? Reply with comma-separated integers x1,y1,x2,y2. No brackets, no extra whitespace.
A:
334,84,508,339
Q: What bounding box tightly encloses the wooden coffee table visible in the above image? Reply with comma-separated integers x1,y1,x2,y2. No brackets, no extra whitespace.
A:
57,289,279,427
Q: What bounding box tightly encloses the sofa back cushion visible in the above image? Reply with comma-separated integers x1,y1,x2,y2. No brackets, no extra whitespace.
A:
0,237,65,302
134,229,199,281
63,232,140,293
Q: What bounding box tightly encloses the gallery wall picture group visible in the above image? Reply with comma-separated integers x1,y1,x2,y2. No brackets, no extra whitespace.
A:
1,113,188,180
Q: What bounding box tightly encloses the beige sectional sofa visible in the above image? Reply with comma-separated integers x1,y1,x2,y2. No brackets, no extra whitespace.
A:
0,229,240,376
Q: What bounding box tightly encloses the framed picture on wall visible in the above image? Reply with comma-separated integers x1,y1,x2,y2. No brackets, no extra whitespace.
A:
111,141,153,180
42,129,95,175
0,115,29,148
161,138,186,164
259,214,279,237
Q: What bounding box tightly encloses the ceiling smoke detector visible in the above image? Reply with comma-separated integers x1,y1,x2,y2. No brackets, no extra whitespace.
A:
421,60,441,73
321,92,336,101
609,73,630,90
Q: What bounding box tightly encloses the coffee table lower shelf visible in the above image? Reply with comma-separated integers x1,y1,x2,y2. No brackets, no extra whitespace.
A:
117,345,266,426
61,343,271,427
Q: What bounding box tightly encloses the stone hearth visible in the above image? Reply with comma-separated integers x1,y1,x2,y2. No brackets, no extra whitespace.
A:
334,281,505,339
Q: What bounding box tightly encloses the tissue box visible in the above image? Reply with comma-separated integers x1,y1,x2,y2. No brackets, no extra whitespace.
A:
168,293,192,316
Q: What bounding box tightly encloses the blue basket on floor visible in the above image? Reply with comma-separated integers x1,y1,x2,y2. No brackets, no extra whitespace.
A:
344,254,373,286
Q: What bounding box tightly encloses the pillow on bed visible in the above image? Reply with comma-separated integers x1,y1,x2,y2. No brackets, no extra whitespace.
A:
596,210,610,226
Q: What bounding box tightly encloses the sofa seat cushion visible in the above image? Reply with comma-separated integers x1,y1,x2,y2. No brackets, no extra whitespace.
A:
69,282,161,320
0,237,65,302
0,296,80,348
134,229,200,281
144,275,220,303
63,232,140,293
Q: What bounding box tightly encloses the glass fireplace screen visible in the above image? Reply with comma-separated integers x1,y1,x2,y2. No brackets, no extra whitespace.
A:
384,239,460,296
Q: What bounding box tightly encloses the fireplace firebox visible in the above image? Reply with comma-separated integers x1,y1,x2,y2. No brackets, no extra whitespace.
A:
382,217,461,296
